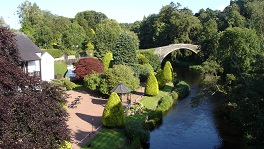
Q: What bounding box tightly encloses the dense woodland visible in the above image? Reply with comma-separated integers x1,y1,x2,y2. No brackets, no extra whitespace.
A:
0,0,264,147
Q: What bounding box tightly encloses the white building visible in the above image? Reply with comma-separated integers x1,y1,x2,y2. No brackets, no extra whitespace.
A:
15,33,54,81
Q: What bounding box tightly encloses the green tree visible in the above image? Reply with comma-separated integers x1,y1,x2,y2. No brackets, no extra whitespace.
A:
94,19,122,60
62,21,86,50
112,31,139,65
99,64,139,95
102,92,125,127
145,73,159,96
0,26,70,149
163,61,173,82
217,27,261,78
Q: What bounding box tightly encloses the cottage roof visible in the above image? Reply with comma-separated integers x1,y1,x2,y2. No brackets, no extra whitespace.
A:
14,33,41,61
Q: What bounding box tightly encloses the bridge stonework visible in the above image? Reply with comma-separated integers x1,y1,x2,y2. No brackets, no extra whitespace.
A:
154,44,200,62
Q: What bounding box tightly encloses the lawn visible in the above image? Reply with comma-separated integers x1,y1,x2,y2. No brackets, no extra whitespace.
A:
81,129,126,149
139,83,173,109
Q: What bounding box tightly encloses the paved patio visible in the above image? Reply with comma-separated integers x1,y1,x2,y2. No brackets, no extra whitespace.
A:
66,86,145,149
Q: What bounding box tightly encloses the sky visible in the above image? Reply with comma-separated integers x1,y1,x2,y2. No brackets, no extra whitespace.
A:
0,0,230,30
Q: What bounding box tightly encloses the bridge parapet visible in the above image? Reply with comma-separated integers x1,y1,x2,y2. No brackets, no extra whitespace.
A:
154,44,200,62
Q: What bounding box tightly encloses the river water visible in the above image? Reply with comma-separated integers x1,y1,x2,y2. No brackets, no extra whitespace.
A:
149,68,223,149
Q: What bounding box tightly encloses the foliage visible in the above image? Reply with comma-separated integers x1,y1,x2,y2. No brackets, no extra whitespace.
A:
163,61,173,82
102,92,125,127
94,19,122,60
83,73,101,90
171,91,179,100
145,73,159,96
124,119,150,145
155,69,166,89
137,53,149,64
0,27,70,148
59,141,72,149
148,110,163,125
75,57,104,79
102,52,113,71
50,78,77,90
139,50,161,71
173,81,190,98
112,31,139,65
189,65,204,73
54,61,67,77
156,96,174,113
99,64,139,95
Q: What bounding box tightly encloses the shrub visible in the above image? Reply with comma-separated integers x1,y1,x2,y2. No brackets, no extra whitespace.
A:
145,73,159,96
124,120,150,145
102,92,125,127
189,65,204,73
144,119,156,131
54,61,67,77
156,96,174,113
102,52,113,71
139,51,161,71
83,73,101,90
74,57,104,79
137,53,149,64
155,69,166,89
171,91,179,100
51,78,77,90
99,64,139,95
163,61,173,82
59,141,72,149
173,81,190,98
148,110,163,125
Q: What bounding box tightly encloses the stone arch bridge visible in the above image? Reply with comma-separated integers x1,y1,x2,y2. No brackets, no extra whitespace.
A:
154,44,200,62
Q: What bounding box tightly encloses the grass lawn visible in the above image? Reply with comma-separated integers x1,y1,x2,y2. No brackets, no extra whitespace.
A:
73,82,87,90
139,83,173,109
81,129,126,149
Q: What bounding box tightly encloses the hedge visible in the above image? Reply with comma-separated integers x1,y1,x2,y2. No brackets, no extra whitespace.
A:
173,81,190,98
54,61,67,77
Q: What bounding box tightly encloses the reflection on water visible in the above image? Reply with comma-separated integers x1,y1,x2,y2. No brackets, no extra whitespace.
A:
149,68,223,149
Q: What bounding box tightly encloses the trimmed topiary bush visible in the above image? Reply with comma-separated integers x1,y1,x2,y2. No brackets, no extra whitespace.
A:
102,52,113,71
137,53,149,64
155,69,166,89
163,61,173,82
102,92,125,127
145,73,159,96
75,57,104,79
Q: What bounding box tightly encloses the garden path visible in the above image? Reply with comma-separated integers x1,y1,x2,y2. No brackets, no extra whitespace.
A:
66,85,145,149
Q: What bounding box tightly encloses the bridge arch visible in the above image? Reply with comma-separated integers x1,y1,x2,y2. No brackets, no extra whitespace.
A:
154,44,200,62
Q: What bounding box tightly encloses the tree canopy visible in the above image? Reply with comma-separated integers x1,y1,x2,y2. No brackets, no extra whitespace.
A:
0,27,70,148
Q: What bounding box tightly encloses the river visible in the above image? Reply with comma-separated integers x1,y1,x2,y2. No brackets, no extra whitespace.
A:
149,68,223,149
